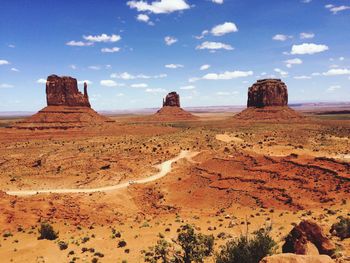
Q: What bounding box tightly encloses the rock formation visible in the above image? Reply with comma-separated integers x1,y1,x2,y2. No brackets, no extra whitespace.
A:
260,254,334,263
12,75,112,129
282,220,336,256
248,79,288,108
46,75,90,107
235,79,303,121
151,91,198,121
163,92,180,107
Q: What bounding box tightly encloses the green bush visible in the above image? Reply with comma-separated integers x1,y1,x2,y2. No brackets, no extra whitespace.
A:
38,222,58,240
331,217,350,240
216,228,277,263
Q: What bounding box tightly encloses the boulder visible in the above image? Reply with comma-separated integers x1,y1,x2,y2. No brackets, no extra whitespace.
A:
46,75,90,107
247,79,288,108
260,253,334,263
282,220,336,256
163,92,180,107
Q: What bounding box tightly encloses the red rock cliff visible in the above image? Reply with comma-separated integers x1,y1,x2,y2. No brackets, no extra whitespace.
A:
163,92,180,107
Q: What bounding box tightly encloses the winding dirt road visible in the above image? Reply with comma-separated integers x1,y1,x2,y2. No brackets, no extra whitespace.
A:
5,150,199,196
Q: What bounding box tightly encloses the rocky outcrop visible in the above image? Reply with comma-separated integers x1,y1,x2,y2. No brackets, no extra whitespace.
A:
247,79,288,108
46,75,90,107
282,220,336,256
163,92,180,107
260,254,334,263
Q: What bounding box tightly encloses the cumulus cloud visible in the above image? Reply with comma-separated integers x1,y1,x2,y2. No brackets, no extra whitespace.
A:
100,80,124,87
202,70,253,80
200,64,210,70
101,47,120,53
274,68,288,77
211,22,238,36
137,14,150,22
164,36,178,46
66,40,93,47
0,59,10,65
131,83,148,88
37,78,47,84
88,65,101,70
0,83,14,88
11,67,19,72
272,34,292,41
323,68,350,76
291,43,329,55
165,64,184,69
196,41,234,51
111,72,167,80
83,34,121,43
294,75,312,79
285,58,303,68
194,30,209,40
180,85,195,90
300,32,315,39
127,0,190,14
145,88,167,93
212,0,224,4
325,4,350,14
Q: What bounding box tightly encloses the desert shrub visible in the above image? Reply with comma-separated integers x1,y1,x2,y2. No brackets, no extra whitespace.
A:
216,228,277,263
118,240,127,248
144,224,214,263
331,217,350,240
38,222,58,240
58,240,68,250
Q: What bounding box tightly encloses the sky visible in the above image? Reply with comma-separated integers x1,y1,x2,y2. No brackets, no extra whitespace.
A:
0,0,349,111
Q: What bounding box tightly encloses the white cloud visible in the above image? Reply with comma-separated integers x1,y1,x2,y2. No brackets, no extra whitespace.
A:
0,59,10,65
37,78,47,84
101,47,120,53
339,57,345,61
131,83,148,88
273,34,292,41
325,4,350,14
285,58,303,68
111,72,167,80
0,83,14,88
145,88,167,93
88,65,101,70
137,14,150,22
212,0,224,4
195,30,209,40
323,68,350,76
300,32,315,39
274,68,288,77
8,44,15,48
302,0,312,3
127,0,190,14
69,64,77,70
188,77,200,83
211,22,238,36
294,75,312,79
165,64,184,69
196,41,234,51
66,40,93,47
327,85,341,92
83,34,121,43
202,70,253,80
100,80,124,87
200,64,210,71
11,67,19,72
291,43,329,55
164,36,178,46
180,85,195,90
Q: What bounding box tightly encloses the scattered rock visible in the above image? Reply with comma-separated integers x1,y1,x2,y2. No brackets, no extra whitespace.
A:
260,253,334,263
282,220,336,256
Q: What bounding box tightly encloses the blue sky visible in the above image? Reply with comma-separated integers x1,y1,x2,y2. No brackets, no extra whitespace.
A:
0,0,349,111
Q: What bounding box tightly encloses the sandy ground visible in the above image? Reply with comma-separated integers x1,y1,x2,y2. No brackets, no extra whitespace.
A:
0,111,349,262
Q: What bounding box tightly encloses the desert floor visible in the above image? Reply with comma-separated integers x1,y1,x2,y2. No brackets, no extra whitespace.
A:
0,110,349,262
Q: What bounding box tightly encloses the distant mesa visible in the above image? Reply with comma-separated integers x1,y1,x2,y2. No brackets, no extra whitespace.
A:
151,91,198,121
12,75,112,129
235,79,303,121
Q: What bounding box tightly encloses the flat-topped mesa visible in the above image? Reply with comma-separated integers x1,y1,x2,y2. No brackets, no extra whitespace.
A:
46,75,91,107
247,79,288,108
163,91,180,107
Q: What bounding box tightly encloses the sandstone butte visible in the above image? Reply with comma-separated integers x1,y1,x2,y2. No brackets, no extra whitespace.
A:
151,91,198,121
12,75,113,129
235,79,303,120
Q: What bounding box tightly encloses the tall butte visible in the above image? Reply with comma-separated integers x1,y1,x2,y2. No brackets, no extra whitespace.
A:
151,91,198,121
12,75,112,129
235,79,302,120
